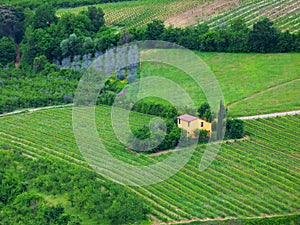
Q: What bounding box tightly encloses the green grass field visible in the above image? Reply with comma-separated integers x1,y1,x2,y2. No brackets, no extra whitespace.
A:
0,106,299,223
229,79,300,116
140,52,300,116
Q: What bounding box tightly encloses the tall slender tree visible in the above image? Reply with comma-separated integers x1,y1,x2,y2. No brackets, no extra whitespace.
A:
217,100,226,140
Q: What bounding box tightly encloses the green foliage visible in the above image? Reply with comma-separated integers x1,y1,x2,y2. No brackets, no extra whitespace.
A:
60,33,79,57
33,4,58,29
57,13,93,37
128,124,165,152
0,67,80,113
84,6,105,32
21,25,61,64
132,100,178,120
248,18,279,53
33,55,48,73
104,191,149,224
0,152,78,225
0,37,16,65
0,5,24,43
197,103,212,122
177,129,195,147
128,118,182,152
227,19,249,52
225,119,244,139
146,19,165,40
0,149,150,224
194,129,209,140
94,27,120,52
217,100,226,140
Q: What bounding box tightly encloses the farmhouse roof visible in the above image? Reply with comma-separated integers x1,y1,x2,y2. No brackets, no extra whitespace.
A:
177,114,198,122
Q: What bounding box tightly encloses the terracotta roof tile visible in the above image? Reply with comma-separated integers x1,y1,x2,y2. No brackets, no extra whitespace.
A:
177,114,198,122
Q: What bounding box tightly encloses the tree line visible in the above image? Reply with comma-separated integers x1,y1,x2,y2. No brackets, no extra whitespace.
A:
1,4,299,68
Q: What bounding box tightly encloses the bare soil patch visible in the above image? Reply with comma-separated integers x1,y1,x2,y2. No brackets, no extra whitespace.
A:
165,0,239,28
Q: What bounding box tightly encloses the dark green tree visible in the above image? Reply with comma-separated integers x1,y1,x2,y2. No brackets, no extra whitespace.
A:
217,100,226,140
57,13,93,38
0,37,16,65
162,26,181,43
60,33,79,58
119,29,133,45
200,31,216,51
146,19,165,40
225,119,244,139
0,5,24,66
227,19,250,52
33,4,57,29
33,55,48,73
248,18,279,53
0,5,24,43
276,31,294,52
85,6,105,32
104,191,149,224
21,26,58,64
197,103,212,122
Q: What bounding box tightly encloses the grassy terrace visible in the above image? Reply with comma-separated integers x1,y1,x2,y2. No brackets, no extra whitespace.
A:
140,52,300,116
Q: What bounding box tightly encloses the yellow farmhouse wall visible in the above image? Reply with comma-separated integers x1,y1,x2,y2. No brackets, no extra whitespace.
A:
178,118,212,137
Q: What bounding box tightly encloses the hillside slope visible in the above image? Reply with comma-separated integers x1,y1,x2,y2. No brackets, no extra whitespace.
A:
57,0,300,32
0,107,299,223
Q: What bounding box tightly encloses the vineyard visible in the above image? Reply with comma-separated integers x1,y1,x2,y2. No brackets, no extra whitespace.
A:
0,106,299,223
205,0,300,33
57,0,300,32
57,0,199,28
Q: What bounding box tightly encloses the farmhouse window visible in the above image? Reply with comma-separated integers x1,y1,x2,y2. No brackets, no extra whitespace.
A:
201,122,204,127
188,122,190,127
178,119,181,124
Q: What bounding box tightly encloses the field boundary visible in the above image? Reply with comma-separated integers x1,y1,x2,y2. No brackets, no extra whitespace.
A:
0,104,74,117
238,110,300,120
1,104,300,120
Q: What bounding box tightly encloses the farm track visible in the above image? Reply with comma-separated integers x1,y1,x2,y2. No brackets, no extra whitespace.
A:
1,103,300,121
0,104,74,117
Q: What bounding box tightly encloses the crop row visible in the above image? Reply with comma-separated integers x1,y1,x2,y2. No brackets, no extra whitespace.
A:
206,0,300,33
0,107,299,222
